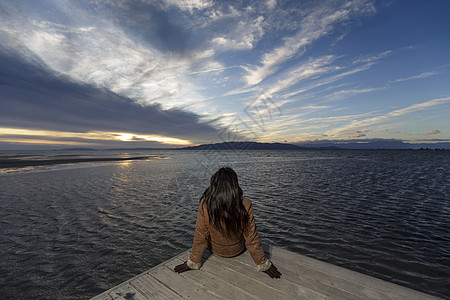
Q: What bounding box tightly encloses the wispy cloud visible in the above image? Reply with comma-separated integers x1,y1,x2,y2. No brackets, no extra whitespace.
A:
325,96,450,137
319,87,384,101
242,0,376,86
393,71,438,83
277,62,374,101
296,112,376,126
212,16,265,51
225,54,341,102
247,110,377,142
163,0,213,13
353,50,392,64
245,55,341,106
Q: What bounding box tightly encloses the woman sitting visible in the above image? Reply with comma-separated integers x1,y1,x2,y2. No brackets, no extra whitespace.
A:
174,167,281,278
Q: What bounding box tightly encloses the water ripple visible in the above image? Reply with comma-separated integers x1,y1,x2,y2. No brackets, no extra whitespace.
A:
0,150,449,299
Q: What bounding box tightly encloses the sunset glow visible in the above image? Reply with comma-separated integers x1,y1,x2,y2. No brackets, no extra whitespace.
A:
0,128,191,147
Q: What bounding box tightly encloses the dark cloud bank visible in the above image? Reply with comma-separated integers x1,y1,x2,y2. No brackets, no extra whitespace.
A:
0,47,221,144
90,1,191,53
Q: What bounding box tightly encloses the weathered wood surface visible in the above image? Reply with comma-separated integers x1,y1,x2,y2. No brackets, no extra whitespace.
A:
91,244,441,299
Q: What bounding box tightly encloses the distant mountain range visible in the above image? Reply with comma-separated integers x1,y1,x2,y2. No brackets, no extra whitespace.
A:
179,140,450,150
179,141,335,150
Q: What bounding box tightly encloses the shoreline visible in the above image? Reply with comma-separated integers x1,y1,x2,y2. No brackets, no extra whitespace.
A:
0,156,152,168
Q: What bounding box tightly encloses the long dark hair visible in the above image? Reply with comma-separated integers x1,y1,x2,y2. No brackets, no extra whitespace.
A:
202,167,249,237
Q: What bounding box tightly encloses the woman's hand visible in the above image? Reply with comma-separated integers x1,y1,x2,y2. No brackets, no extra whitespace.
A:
174,262,192,273
263,264,282,278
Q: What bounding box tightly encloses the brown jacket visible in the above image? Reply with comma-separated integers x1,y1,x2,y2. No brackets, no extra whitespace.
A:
187,197,271,271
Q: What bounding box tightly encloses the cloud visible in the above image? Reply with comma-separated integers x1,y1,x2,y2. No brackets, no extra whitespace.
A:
0,129,192,146
199,5,242,25
212,16,265,51
245,55,340,105
276,59,382,100
325,96,450,137
393,71,437,83
0,2,220,111
246,110,376,142
163,0,213,13
242,0,376,86
228,54,340,98
266,0,277,10
302,105,331,110
0,49,221,145
424,130,440,135
319,87,383,101
353,50,392,64
91,1,195,52
375,129,410,136
350,131,366,137
262,53,384,103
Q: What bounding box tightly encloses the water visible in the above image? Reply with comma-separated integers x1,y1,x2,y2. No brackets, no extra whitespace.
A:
0,149,449,299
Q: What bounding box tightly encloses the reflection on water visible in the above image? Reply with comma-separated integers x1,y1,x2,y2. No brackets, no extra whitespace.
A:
0,149,449,299
0,151,165,175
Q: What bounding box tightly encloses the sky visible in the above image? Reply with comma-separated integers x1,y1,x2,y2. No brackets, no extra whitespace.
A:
1,0,449,149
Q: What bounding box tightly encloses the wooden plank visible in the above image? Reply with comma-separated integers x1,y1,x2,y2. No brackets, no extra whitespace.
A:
232,247,383,299
270,246,441,300
200,253,325,300
130,274,181,299
166,257,259,299
206,252,351,300
266,253,389,300
146,261,222,299
90,252,189,300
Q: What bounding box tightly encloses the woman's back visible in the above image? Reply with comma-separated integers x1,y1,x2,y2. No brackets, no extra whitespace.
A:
192,196,265,262
174,167,282,279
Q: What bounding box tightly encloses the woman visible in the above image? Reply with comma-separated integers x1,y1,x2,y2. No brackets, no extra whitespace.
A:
174,167,281,278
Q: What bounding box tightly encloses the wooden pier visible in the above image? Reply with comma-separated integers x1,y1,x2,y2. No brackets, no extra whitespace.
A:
91,244,441,299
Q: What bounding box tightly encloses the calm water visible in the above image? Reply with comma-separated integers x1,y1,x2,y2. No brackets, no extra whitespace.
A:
0,149,449,299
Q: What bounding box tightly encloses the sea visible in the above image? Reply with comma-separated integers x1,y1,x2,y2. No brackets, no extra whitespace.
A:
0,149,449,299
